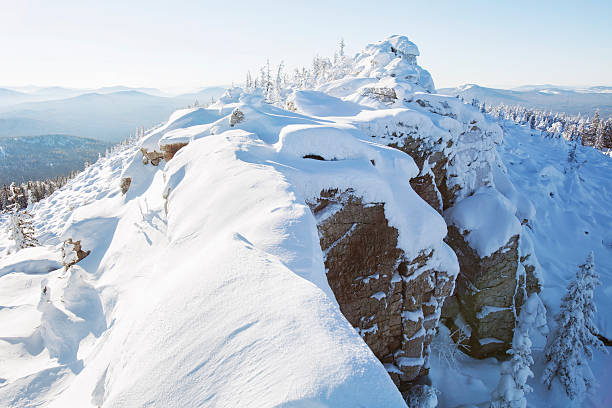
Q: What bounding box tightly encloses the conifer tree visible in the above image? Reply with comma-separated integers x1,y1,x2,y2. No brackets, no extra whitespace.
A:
6,209,38,252
542,252,607,401
491,294,547,408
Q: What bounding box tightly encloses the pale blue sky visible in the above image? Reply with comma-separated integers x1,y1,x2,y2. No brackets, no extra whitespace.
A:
1,0,610,91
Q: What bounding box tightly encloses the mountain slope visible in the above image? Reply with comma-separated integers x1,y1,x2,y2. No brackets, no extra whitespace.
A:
438,84,612,117
0,134,108,185
0,88,227,143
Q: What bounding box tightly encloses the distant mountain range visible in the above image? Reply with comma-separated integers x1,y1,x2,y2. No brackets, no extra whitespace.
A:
437,84,612,117
0,86,227,142
0,134,109,185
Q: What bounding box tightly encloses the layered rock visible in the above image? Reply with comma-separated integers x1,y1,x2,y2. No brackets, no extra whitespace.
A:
340,36,542,359
308,189,456,391
391,114,540,358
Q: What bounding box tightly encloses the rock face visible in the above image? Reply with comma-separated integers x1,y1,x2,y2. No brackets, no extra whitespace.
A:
385,114,541,358
444,227,518,357
308,189,456,391
353,89,541,358
442,225,541,357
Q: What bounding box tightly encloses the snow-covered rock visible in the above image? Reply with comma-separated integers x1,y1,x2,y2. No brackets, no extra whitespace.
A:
300,36,541,358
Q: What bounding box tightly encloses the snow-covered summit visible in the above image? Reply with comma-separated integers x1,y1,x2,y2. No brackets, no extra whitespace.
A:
352,35,435,93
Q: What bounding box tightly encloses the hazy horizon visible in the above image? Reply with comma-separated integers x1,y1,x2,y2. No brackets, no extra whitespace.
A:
1,0,610,90
2,83,612,96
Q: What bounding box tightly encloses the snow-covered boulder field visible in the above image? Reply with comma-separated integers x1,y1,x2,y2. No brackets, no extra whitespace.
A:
0,36,610,407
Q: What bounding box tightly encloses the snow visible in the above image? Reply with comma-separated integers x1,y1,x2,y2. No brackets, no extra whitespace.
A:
479,338,504,345
402,309,424,323
0,246,61,278
371,291,386,300
446,188,522,257
291,90,369,117
476,305,512,320
2,48,461,405
0,120,412,406
351,35,435,93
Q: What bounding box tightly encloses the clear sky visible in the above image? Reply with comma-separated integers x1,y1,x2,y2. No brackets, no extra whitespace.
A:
1,0,610,92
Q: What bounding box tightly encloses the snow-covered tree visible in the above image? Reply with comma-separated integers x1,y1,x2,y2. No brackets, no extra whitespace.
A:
582,111,600,146
245,71,253,90
491,294,547,408
431,325,470,370
6,210,38,252
541,252,607,401
273,61,285,105
594,118,612,150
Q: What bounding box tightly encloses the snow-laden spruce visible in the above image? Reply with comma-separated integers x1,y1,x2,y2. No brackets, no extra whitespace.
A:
542,252,607,401
490,294,547,408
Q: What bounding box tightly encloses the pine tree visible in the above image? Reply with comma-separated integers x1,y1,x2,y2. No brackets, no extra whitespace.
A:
542,252,607,401
491,294,547,408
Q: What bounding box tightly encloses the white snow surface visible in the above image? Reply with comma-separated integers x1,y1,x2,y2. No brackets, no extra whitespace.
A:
446,188,521,257
2,96,431,405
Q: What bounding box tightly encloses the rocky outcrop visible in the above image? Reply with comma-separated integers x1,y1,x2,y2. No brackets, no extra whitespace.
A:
61,239,90,269
361,87,397,103
229,108,245,127
441,226,541,358
120,177,131,194
141,148,164,166
161,142,188,161
308,189,456,392
377,99,541,359
141,143,188,166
